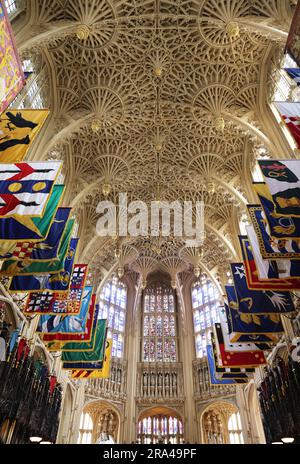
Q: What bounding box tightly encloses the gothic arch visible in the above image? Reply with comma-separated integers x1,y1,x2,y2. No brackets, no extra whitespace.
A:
137,406,184,443
0,299,18,331
81,399,122,444
199,400,238,444
138,406,183,422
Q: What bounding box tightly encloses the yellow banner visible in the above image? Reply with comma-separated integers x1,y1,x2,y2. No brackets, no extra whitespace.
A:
71,339,112,379
0,109,49,162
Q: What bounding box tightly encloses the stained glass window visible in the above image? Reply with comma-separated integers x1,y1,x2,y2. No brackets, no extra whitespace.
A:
272,54,300,102
98,276,127,358
192,275,220,358
228,412,244,444
10,58,46,110
137,414,183,444
142,283,177,362
77,413,93,444
4,0,17,14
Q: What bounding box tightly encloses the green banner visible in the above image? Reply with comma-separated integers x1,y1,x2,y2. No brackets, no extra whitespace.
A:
2,219,74,275
61,320,107,363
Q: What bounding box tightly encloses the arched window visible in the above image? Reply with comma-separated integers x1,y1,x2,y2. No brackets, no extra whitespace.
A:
239,214,249,236
98,276,127,358
77,413,93,444
137,414,183,444
272,54,300,102
191,275,220,358
142,283,177,362
4,0,17,14
228,412,244,444
10,59,45,110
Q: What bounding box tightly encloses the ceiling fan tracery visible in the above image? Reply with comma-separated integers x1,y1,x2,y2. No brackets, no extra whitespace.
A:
20,0,294,285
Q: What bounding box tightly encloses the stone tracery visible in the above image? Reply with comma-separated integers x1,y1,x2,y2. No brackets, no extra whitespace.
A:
14,0,296,289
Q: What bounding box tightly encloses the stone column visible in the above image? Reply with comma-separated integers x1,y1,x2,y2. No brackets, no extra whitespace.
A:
179,279,198,443
235,386,252,444
122,278,141,443
68,382,86,444
235,384,266,445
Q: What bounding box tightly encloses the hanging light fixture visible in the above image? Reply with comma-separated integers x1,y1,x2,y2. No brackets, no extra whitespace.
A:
30,436,42,443
40,441,53,445
281,437,295,444
226,21,240,40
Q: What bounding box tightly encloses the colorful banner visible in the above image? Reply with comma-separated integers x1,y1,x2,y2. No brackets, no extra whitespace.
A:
206,345,246,385
247,205,300,260
71,340,112,378
0,110,49,162
245,226,300,278
37,286,93,335
285,68,300,86
61,320,107,364
239,235,300,291
60,319,105,353
219,308,270,352
274,102,300,149
0,162,61,218
213,324,266,368
253,183,300,239
3,218,74,276
0,2,25,114
25,264,89,316
9,237,78,293
258,160,300,217
44,298,97,350
225,286,283,343
231,263,295,315
0,184,64,243
1,207,71,261
210,332,254,378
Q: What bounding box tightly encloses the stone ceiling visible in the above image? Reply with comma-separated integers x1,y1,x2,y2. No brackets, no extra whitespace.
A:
17,0,295,288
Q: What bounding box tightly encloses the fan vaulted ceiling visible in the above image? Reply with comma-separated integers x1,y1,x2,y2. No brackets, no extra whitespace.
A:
16,0,295,288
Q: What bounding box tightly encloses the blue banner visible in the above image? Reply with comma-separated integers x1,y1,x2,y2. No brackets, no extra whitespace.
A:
9,238,78,292
225,286,283,342
231,263,295,314
253,183,300,239
206,345,246,385
247,205,300,259
37,286,93,334
0,184,64,242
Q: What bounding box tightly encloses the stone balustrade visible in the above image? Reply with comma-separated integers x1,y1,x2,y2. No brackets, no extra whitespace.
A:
85,358,127,402
136,362,184,402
